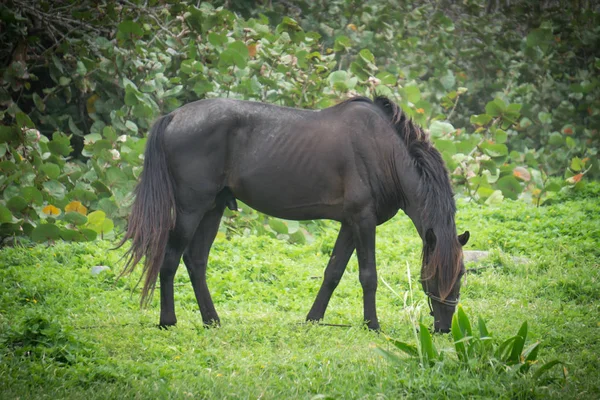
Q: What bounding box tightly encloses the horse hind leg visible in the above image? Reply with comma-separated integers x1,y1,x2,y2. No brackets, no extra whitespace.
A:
159,190,220,328
158,209,205,328
182,202,226,327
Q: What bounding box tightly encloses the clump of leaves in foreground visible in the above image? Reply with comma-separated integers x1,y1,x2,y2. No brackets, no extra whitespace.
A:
377,305,565,383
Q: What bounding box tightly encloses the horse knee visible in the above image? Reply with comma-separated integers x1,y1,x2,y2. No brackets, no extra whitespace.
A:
161,248,181,277
323,271,342,290
359,269,378,291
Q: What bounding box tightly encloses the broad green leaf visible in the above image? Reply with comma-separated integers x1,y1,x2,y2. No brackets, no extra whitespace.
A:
125,120,138,133
496,336,518,360
63,211,88,226
497,175,523,200
334,35,351,52
59,76,71,86
85,210,114,236
374,347,405,365
16,112,35,129
522,341,540,363
404,86,421,103
33,92,45,112
480,142,508,158
43,180,66,199
532,360,564,380
440,70,455,90
328,70,348,84
456,305,473,337
0,205,13,223
452,313,468,362
548,131,563,146
208,32,227,47
570,157,583,172
288,229,307,245
470,114,492,126
376,71,396,85
228,41,249,60
485,98,506,116
493,129,508,144
477,316,490,338
419,322,437,365
86,210,106,226
429,121,455,137
545,182,562,192
357,49,377,71
519,117,533,128
48,132,72,156
68,117,83,136
349,62,369,81
102,126,117,142
538,111,552,124
117,20,144,40
31,223,61,243
433,139,456,157
41,163,61,179
388,337,419,357
7,196,28,212
508,321,528,364
268,218,288,234
526,28,553,52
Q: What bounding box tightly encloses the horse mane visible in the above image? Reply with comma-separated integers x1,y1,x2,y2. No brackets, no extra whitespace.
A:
369,96,462,300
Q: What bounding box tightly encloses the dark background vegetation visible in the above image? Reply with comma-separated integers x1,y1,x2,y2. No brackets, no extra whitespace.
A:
1,0,598,244
1,2,599,398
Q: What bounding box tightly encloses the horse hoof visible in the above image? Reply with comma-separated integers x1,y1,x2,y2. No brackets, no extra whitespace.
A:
367,322,381,332
203,320,221,329
158,323,175,330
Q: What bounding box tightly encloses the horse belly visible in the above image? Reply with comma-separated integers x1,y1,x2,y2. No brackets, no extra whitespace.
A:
229,157,345,221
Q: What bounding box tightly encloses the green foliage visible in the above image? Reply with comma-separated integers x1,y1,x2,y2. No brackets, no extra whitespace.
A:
2,188,598,398
1,1,598,244
1,311,91,365
379,305,565,384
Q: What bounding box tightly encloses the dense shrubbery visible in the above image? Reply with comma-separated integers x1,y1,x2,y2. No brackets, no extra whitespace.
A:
1,0,598,244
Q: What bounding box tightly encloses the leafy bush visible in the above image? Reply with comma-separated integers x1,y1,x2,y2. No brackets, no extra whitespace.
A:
1,1,598,244
1,311,90,364
377,305,565,382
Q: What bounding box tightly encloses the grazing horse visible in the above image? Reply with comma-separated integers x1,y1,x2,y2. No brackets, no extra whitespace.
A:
118,96,469,333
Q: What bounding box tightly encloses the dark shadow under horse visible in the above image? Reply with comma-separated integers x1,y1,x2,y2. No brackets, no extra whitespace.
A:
117,96,469,333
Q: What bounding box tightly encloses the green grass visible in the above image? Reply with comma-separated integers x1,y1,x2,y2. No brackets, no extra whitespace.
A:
1,184,599,399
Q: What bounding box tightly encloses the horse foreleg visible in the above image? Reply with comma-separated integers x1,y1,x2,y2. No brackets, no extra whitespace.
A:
183,205,224,327
306,223,354,322
351,212,379,331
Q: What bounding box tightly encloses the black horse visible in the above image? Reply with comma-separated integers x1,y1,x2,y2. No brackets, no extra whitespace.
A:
118,96,469,333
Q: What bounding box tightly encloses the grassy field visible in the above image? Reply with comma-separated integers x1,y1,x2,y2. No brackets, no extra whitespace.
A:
1,184,599,399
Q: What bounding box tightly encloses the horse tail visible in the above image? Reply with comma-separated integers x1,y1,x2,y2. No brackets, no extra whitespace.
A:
116,113,176,306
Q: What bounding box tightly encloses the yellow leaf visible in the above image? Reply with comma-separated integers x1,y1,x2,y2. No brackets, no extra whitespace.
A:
347,23,357,31
42,205,61,216
247,43,257,57
86,94,99,114
65,200,87,215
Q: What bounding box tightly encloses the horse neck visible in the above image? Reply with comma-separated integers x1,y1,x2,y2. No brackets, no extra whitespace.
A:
390,148,425,236
391,141,457,242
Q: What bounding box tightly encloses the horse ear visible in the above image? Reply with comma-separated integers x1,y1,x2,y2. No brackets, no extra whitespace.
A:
458,230,470,246
425,229,436,249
